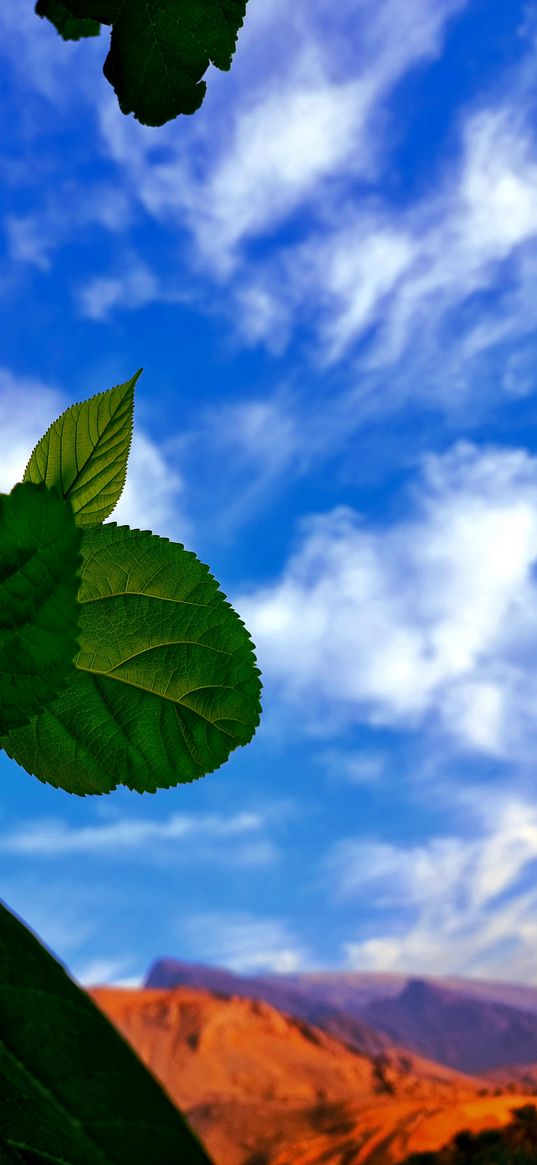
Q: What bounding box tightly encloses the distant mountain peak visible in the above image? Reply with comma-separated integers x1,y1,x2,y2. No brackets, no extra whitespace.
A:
398,978,451,1009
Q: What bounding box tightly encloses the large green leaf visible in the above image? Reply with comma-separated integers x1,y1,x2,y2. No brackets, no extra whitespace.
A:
0,482,81,734
35,0,249,126
35,0,100,40
0,900,214,1164
23,372,140,527
2,521,262,795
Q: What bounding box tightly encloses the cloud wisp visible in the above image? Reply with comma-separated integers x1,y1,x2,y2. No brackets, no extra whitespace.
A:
178,910,313,974
325,792,537,983
95,0,468,272
0,810,276,868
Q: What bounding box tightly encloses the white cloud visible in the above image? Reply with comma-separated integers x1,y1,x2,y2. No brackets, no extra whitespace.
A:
86,3,537,457
234,95,537,380
97,57,373,278
70,956,141,989
0,810,266,856
0,368,65,491
363,104,537,374
460,107,537,253
179,911,312,974
326,794,537,982
0,3,103,108
316,226,415,364
10,0,527,446
4,186,135,276
5,215,53,271
96,0,468,276
184,69,371,276
319,749,388,785
76,261,161,321
110,428,189,543
230,283,293,354
7,0,535,436
109,975,145,988
236,441,537,758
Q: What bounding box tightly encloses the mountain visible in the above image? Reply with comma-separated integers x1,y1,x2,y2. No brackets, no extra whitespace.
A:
143,959,537,1076
144,958,395,1060
144,959,416,1014
363,979,537,1074
87,983,537,1165
483,1063,537,1091
144,959,537,1016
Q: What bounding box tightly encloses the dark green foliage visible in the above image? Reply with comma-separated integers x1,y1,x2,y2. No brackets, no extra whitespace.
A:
0,482,81,733
34,0,249,125
35,0,100,39
2,375,262,793
0,900,214,1163
2,520,262,794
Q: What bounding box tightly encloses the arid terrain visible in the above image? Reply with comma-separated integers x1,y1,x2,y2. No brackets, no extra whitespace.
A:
88,975,537,1165
144,959,537,1072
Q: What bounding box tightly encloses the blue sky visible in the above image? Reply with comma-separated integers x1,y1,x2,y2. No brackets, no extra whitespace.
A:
2,0,537,989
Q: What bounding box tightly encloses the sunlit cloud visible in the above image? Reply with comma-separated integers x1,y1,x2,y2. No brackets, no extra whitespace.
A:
327,794,537,983
236,441,537,759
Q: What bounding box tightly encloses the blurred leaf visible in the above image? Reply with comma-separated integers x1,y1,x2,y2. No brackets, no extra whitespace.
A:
35,0,100,40
35,0,249,126
23,371,140,527
0,482,81,734
0,900,214,1164
2,521,262,794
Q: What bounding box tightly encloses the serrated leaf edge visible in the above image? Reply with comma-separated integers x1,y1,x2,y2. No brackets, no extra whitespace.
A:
22,370,142,524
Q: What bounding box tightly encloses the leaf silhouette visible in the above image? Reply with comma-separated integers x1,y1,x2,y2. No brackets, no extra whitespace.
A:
0,900,214,1164
23,372,140,527
35,0,249,126
0,482,81,734
2,521,262,794
35,0,100,40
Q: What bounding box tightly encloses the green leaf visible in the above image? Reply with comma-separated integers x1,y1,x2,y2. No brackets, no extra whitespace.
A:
2,521,262,795
35,0,249,126
0,482,82,735
23,371,141,528
0,900,214,1164
35,0,100,40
